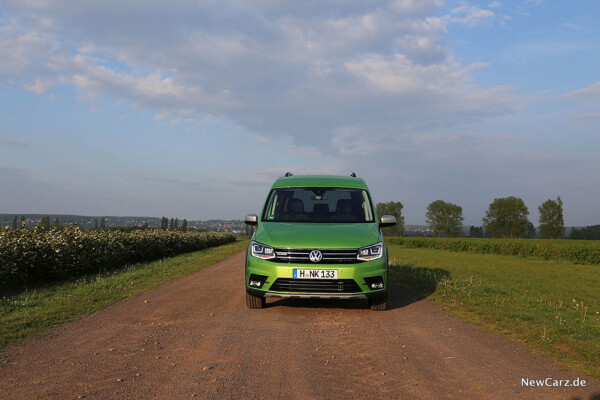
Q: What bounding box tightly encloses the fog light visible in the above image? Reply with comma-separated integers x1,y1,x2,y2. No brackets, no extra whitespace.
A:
364,276,384,291
248,274,268,289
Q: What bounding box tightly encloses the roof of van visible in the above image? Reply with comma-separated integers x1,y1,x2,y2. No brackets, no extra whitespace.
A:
270,175,369,190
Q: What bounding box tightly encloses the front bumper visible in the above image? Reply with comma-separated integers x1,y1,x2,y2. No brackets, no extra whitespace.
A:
246,287,386,300
245,246,388,299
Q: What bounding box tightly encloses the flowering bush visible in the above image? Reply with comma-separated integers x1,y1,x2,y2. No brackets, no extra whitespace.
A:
0,227,236,289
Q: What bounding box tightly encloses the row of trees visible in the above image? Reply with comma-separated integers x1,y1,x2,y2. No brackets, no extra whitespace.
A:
7,216,148,232
9,216,63,231
376,196,567,239
159,216,188,232
569,225,600,240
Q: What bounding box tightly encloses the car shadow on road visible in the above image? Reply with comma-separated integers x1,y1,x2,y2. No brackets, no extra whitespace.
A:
571,393,600,400
386,264,451,310
266,297,370,310
265,264,450,311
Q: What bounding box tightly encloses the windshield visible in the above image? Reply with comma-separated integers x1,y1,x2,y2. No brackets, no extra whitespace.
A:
262,187,375,223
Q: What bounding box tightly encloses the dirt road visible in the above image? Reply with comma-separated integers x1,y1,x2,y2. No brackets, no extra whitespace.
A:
1,251,598,399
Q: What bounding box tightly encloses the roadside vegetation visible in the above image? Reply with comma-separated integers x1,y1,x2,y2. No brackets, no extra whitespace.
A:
0,239,249,350
388,237,600,264
388,245,600,378
0,226,236,291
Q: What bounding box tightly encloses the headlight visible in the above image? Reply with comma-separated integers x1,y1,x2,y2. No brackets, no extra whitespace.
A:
250,241,275,259
357,242,383,261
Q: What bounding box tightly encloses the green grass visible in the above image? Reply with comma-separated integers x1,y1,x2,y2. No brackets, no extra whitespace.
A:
388,245,600,378
387,237,600,264
0,239,249,351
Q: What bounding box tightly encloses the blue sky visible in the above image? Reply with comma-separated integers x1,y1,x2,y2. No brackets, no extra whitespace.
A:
1,0,599,226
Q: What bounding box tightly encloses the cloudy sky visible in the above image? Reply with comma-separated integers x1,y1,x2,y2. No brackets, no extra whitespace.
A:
1,0,599,225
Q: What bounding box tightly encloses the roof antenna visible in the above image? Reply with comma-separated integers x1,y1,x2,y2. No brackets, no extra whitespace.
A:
350,172,356,177
285,172,293,177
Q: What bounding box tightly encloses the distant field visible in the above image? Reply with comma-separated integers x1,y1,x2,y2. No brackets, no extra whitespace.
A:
388,237,600,264
0,239,249,350
388,245,600,378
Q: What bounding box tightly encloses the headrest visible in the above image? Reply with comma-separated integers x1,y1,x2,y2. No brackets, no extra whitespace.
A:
290,198,304,213
313,203,329,212
336,199,352,213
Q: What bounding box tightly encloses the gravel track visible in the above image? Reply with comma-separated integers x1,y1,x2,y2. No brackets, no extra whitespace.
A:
1,251,598,399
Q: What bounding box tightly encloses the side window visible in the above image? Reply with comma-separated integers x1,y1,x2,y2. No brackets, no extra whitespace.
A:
264,192,278,220
362,191,373,221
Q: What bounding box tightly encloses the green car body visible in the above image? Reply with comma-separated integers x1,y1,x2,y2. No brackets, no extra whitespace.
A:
245,174,396,311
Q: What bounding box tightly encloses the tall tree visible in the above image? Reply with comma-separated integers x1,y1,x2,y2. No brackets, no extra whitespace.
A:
526,222,537,239
538,196,565,239
160,216,168,230
94,219,99,231
182,219,187,232
482,196,529,238
39,216,51,231
170,218,174,230
375,201,405,236
469,226,483,238
425,200,464,237
100,217,106,231
11,216,17,230
175,218,179,230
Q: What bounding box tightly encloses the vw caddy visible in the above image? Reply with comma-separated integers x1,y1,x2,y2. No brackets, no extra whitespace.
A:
244,173,396,311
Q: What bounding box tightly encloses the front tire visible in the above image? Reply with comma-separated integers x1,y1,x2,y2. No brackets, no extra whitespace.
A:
246,291,265,309
369,293,387,311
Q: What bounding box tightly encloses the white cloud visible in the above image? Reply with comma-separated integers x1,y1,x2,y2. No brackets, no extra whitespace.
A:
567,112,600,122
449,4,496,26
560,22,580,30
123,175,221,192
0,138,29,147
0,0,517,153
25,78,53,94
564,81,600,101
391,0,446,17
228,165,345,186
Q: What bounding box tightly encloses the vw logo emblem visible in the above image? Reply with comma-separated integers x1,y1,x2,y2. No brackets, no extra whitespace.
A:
309,250,323,263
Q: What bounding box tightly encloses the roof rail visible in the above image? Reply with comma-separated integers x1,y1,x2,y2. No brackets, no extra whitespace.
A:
350,172,356,177
284,172,293,177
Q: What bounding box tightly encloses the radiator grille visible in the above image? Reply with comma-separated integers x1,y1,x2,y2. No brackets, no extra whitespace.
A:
271,248,361,264
269,278,362,293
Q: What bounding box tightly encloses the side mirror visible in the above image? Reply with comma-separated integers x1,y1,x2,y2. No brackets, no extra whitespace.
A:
245,214,258,226
379,215,397,229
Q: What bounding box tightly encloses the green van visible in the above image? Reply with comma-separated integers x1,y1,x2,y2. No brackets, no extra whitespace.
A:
245,173,396,311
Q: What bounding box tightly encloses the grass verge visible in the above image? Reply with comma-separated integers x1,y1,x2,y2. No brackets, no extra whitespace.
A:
388,245,600,379
387,237,600,264
0,239,248,351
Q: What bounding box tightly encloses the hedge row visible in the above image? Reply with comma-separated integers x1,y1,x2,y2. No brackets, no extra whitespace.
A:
0,227,236,289
388,237,600,265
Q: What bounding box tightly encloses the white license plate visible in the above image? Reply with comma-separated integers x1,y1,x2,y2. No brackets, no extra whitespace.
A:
293,269,338,279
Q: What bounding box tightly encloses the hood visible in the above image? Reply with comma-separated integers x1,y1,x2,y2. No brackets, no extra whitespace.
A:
254,222,381,249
